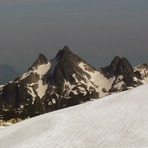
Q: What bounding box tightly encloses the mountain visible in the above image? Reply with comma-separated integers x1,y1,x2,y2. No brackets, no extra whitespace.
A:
0,64,18,85
0,84,148,148
100,56,142,93
0,46,147,122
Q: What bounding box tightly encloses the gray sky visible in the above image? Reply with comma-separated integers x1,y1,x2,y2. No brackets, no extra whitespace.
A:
0,0,148,73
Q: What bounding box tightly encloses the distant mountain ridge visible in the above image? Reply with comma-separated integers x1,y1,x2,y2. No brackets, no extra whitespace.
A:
0,46,147,122
0,64,18,85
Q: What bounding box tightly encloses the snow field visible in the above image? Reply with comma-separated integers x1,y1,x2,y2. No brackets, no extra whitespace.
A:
0,84,148,147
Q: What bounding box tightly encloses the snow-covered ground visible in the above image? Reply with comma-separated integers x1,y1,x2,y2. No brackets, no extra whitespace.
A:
0,84,148,148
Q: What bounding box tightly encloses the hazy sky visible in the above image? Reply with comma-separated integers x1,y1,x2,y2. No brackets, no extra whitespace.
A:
0,0,148,73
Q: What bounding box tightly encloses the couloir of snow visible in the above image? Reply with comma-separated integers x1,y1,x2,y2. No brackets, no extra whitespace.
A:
0,84,148,148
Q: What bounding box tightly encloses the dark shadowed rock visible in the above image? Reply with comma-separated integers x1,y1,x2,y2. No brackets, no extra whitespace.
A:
101,56,142,88
46,46,99,109
102,56,134,78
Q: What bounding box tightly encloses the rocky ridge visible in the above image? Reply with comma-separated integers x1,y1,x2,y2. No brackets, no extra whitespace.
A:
0,46,147,122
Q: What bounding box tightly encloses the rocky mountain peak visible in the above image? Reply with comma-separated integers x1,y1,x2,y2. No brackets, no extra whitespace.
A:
63,46,71,52
109,56,121,74
104,56,134,77
51,46,83,83
0,46,146,123
55,46,73,59
116,57,133,76
51,46,83,80
110,56,121,66
101,56,141,88
29,53,49,71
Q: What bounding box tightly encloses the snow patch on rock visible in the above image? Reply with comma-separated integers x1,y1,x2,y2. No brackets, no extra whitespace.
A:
79,62,115,97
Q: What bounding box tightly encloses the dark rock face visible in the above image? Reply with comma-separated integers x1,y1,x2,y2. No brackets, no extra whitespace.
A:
101,56,141,88
52,46,89,83
102,56,133,78
46,46,99,110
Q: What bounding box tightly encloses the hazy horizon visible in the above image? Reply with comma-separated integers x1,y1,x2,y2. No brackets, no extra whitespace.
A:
0,0,148,73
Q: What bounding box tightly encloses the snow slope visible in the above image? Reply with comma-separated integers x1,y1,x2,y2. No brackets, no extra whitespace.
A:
0,84,148,148
79,62,115,97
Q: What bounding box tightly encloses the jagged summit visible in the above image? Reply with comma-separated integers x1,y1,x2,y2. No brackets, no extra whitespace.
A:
0,46,146,122
113,57,133,76
51,46,93,82
100,56,142,89
102,56,134,78
55,46,74,59
110,56,121,68
63,45,71,52
29,54,49,71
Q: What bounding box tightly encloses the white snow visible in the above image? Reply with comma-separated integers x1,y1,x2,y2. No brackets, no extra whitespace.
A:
20,62,51,81
63,80,78,98
0,126,5,130
19,62,51,99
27,86,36,103
20,105,24,109
113,75,125,90
36,80,48,98
34,63,51,76
51,99,56,104
79,62,115,97
20,72,30,80
34,62,51,99
0,85,4,92
0,84,148,147
78,86,87,95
